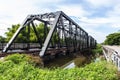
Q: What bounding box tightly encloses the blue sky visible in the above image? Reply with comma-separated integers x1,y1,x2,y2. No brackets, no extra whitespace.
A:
0,0,120,43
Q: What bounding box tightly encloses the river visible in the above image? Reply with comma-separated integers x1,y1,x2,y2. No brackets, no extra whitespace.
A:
44,54,91,69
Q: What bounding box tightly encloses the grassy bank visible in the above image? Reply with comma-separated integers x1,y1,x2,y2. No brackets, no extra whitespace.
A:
0,54,118,80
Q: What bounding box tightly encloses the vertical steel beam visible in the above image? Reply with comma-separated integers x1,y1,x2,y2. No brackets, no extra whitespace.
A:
86,33,89,49
39,11,61,57
44,22,47,42
57,28,61,48
27,24,30,49
79,29,81,50
69,22,72,48
75,26,77,51
31,22,42,48
60,16,68,50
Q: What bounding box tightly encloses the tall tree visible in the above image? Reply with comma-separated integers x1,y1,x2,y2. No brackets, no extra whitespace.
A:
104,32,120,45
5,24,28,42
5,23,48,43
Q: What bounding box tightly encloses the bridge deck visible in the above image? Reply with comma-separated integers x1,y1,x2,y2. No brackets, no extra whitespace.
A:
102,45,120,71
103,45,120,55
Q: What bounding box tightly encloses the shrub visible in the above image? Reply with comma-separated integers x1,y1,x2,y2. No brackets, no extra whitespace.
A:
4,53,30,64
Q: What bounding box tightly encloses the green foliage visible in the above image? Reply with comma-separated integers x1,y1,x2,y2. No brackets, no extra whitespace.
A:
4,23,59,44
104,32,120,45
0,54,118,80
92,44,103,55
80,61,118,80
0,36,6,43
5,24,46,43
5,24,28,42
4,53,30,64
30,23,46,43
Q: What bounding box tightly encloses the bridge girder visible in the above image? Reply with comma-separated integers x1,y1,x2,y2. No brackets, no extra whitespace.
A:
3,11,96,57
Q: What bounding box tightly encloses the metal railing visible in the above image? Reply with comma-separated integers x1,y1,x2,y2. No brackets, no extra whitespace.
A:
0,43,40,51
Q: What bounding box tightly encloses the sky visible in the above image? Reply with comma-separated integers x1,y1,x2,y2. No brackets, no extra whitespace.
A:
0,0,120,43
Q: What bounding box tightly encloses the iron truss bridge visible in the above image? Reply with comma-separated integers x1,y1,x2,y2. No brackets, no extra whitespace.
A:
2,11,97,58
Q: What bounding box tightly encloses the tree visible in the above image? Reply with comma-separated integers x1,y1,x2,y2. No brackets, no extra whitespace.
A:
0,36,6,43
104,32,120,45
5,23,62,46
5,23,49,43
5,24,28,43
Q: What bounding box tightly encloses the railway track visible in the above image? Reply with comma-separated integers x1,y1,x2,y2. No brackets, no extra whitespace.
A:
0,47,70,58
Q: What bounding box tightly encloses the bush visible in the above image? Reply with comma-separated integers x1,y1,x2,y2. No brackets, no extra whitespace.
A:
4,53,30,64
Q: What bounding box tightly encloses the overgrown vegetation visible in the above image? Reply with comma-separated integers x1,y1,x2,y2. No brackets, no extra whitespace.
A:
92,44,103,55
0,54,118,80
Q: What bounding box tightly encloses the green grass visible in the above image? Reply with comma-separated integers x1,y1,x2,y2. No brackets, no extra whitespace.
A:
0,54,118,80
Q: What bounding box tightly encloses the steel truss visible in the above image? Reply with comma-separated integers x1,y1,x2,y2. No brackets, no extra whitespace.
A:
3,11,96,57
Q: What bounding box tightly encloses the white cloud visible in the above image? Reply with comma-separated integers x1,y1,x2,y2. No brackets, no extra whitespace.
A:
105,4,120,28
34,0,64,3
82,0,120,29
111,24,120,28
79,17,110,24
107,5,120,17
0,23,9,37
0,0,53,30
86,0,116,8
56,4,90,17
0,0,64,24
85,28,107,43
78,15,120,29
0,0,36,22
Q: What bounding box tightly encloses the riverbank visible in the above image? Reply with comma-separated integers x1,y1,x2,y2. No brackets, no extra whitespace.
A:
0,53,118,80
